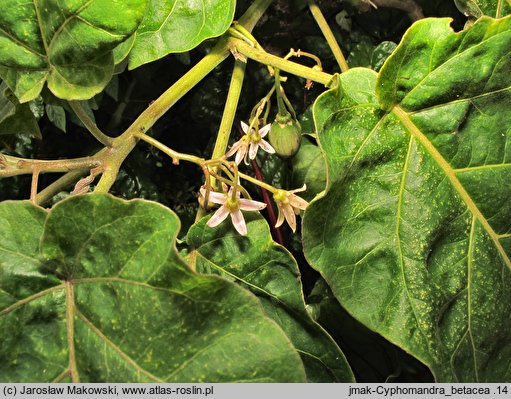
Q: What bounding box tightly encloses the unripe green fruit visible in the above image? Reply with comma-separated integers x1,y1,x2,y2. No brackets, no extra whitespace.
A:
269,113,302,158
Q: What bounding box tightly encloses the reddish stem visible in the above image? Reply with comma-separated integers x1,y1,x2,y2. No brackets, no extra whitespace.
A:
250,157,284,245
236,123,284,245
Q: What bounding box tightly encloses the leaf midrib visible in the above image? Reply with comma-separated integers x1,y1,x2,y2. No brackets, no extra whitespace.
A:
392,105,511,271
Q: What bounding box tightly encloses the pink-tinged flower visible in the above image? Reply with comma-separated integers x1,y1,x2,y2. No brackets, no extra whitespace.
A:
273,185,309,232
225,121,275,164
200,186,266,235
225,134,250,165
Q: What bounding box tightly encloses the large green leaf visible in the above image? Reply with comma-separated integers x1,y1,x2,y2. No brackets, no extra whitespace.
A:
454,0,511,18
303,16,511,382
0,194,306,382
186,214,354,382
0,0,147,103
128,0,236,69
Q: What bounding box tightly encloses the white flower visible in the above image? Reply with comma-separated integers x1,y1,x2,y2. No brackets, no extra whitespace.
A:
200,186,266,235
273,185,309,232
225,121,275,164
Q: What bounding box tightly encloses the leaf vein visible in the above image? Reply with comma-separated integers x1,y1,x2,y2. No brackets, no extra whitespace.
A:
393,106,511,271
75,309,163,382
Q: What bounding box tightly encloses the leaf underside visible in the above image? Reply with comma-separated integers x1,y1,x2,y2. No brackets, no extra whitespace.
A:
304,16,511,382
0,195,306,382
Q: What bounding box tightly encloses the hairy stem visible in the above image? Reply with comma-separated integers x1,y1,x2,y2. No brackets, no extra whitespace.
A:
307,0,349,72
30,169,40,203
212,60,247,160
199,59,247,220
35,170,88,206
134,132,204,165
238,0,273,31
238,170,277,193
69,101,114,146
232,39,335,87
0,153,101,177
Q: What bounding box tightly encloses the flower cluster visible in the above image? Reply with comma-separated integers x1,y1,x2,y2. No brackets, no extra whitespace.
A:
199,121,309,236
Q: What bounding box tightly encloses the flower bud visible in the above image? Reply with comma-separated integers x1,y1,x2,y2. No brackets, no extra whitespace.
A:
269,113,302,158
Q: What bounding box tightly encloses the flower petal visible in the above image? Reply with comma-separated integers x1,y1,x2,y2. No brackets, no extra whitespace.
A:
258,139,275,154
239,198,266,211
230,209,247,235
289,184,307,194
259,123,271,137
282,203,297,232
275,204,285,228
249,142,258,160
289,194,309,210
225,140,241,158
235,144,247,165
207,191,229,204
241,121,250,134
200,187,228,205
207,205,230,228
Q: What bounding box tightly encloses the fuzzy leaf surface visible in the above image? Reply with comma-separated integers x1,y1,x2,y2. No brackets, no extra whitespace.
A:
0,0,147,102
129,0,235,69
0,195,306,382
303,17,511,382
186,215,354,383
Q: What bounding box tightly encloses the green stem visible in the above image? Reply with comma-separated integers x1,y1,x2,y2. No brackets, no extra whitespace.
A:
212,60,247,159
123,38,232,135
232,39,335,86
35,170,88,205
69,101,114,146
238,170,277,193
307,0,349,73
94,36,232,192
0,153,101,177
94,136,137,193
274,69,288,116
237,0,273,31
134,132,204,165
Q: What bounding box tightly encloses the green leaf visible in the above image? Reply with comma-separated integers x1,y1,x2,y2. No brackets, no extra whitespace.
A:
304,17,511,382
186,214,354,383
0,83,41,138
128,0,236,69
370,41,397,72
291,138,327,202
113,35,136,66
45,104,66,133
0,0,147,102
454,0,511,18
307,278,434,382
0,195,306,382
